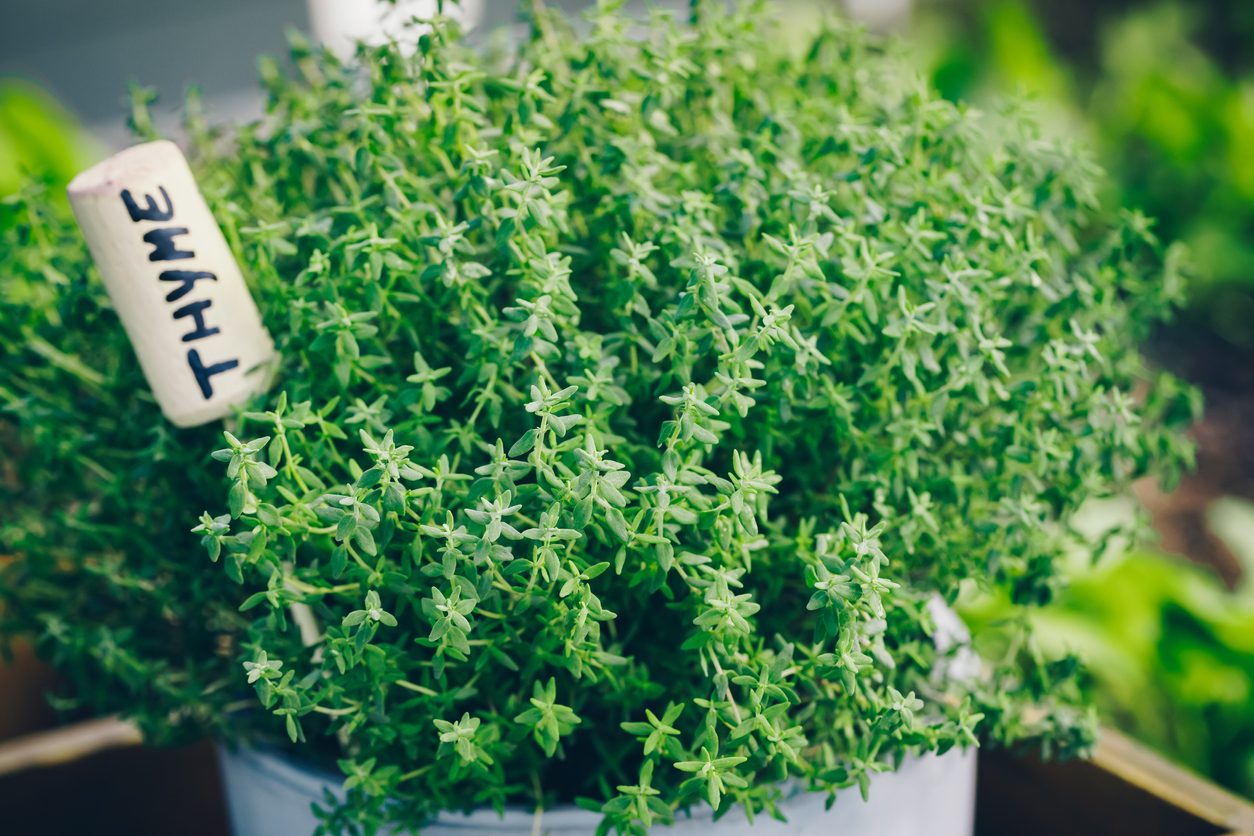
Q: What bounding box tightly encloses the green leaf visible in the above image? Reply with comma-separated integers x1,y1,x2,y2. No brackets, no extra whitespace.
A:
355,526,378,556
228,481,248,519
246,530,268,562
240,591,270,611
582,562,610,580
509,429,538,457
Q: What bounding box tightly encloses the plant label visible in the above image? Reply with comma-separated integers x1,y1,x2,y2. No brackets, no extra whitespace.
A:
67,140,276,427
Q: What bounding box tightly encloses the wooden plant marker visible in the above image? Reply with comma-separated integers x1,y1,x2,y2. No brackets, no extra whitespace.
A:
67,140,275,427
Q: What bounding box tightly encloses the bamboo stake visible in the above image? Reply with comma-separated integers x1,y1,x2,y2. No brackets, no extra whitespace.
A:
0,716,141,777
1095,727,1254,835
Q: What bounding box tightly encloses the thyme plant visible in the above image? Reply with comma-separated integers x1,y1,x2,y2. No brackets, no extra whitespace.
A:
1,2,1199,834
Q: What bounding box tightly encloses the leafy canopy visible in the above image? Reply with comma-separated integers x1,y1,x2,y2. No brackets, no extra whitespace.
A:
0,2,1198,834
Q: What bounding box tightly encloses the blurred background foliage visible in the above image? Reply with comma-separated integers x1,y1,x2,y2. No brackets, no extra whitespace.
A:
0,77,101,209
5,0,1254,805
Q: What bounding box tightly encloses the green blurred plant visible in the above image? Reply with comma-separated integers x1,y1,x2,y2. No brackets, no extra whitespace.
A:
0,77,101,204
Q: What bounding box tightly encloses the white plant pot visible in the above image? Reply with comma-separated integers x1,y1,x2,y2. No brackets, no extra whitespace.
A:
216,742,976,836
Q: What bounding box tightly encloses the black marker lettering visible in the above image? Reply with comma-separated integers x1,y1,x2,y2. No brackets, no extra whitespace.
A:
159,270,217,302
120,186,174,222
144,227,194,261
173,299,221,342
187,349,239,399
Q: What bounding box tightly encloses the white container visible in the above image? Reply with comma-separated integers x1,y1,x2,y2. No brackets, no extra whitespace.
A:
216,742,976,836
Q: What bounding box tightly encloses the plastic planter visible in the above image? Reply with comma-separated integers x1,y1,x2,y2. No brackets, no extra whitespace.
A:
216,742,976,836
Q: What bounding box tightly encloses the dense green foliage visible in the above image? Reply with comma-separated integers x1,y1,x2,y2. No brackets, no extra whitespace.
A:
1,2,1198,833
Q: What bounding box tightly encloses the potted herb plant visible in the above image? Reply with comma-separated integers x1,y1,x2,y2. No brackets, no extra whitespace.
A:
0,2,1199,834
